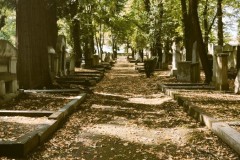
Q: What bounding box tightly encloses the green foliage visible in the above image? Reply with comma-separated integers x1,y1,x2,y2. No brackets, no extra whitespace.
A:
0,8,16,45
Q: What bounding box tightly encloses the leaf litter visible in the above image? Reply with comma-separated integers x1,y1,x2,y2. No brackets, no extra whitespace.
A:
1,56,239,159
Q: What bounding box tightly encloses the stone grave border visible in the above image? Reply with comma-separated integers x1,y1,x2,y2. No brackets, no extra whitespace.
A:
0,92,86,157
158,83,240,155
56,70,105,86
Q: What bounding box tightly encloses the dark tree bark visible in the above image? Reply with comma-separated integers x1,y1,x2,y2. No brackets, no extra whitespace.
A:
17,0,52,89
190,0,212,83
151,2,163,68
46,0,58,49
217,0,223,46
0,15,6,30
70,1,82,67
203,0,209,53
144,0,151,13
180,0,192,61
237,46,240,69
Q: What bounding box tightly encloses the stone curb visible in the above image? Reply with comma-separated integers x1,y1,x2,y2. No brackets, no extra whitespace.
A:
158,84,240,155
0,93,87,158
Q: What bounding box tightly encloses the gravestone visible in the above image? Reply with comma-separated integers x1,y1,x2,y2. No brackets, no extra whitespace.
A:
177,61,200,83
65,49,75,75
177,41,200,83
234,69,240,94
212,46,223,83
92,55,100,67
171,39,181,76
0,40,18,96
223,44,235,69
56,35,67,76
48,46,57,78
216,53,229,90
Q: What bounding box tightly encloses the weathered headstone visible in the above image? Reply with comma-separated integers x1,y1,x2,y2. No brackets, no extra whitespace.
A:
216,53,229,90
0,40,18,96
234,69,240,94
223,44,235,69
56,35,67,76
192,41,198,63
177,41,200,83
0,80,5,96
171,39,181,76
212,46,223,83
92,55,100,66
177,61,200,83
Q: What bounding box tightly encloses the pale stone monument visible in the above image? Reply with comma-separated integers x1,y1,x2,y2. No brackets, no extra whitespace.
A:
0,40,18,96
171,38,181,76
234,69,240,94
212,45,223,83
223,44,236,69
215,53,229,90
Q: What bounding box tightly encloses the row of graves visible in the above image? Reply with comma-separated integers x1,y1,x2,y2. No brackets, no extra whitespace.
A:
131,40,240,94
128,41,240,154
171,42,240,93
0,36,114,158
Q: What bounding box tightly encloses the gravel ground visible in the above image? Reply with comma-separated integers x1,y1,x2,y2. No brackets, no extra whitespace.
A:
0,56,239,159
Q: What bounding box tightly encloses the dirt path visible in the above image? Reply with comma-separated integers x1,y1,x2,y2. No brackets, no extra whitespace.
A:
28,56,239,159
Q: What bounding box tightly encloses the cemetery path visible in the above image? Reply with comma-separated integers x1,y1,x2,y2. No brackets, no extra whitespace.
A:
27,56,239,159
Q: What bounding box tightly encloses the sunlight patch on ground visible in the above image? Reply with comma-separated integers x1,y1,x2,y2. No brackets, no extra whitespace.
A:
128,97,172,105
110,73,139,77
0,116,53,125
80,124,193,146
94,92,128,98
91,104,119,110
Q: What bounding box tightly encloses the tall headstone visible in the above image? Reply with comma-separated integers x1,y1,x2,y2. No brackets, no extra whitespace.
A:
237,46,240,69
235,46,240,94
0,40,18,96
0,80,6,96
212,46,223,83
171,39,181,76
234,69,240,94
192,41,198,63
56,35,67,76
223,44,235,69
216,53,229,90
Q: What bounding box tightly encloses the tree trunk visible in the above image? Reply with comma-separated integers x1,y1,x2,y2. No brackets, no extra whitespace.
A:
70,1,82,67
203,0,209,53
217,0,223,46
190,0,212,83
16,0,51,89
46,0,58,49
180,0,192,61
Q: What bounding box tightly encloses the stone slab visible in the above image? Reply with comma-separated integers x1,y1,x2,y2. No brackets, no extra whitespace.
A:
159,85,240,155
0,93,87,158
212,122,240,155
22,89,80,93
158,83,215,90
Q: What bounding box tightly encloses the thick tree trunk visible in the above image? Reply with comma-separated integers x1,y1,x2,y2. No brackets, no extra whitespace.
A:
190,0,212,83
46,0,58,48
203,0,209,53
180,0,192,61
17,0,51,89
71,19,82,67
217,0,223,46
70,1,82,67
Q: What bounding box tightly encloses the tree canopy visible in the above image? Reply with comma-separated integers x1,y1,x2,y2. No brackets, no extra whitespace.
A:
1,0,240,88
